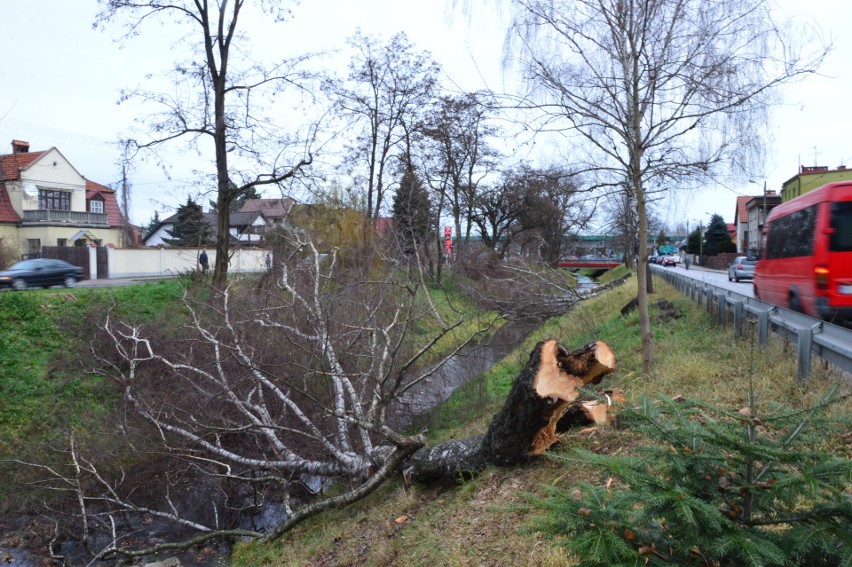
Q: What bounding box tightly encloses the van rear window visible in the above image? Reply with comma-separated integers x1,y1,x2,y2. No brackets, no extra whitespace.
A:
830,202,852,252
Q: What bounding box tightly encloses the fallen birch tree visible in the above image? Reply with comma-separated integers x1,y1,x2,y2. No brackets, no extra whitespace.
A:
7,232,618,562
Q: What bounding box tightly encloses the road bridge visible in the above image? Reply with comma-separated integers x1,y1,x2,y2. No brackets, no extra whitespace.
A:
558,257,621,270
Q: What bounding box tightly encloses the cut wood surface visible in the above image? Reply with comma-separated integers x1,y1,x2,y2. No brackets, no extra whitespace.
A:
404,339,617,483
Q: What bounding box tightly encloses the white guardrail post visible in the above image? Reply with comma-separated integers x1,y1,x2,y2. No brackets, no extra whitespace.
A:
651,265,852,382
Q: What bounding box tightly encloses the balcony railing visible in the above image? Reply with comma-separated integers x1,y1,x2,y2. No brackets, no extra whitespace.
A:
22,209,108,226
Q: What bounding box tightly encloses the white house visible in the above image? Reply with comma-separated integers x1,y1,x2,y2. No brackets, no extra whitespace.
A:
144,210,269,246
0,140,125,258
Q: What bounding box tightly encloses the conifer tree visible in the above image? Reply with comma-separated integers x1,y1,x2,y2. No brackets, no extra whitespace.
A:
536,389,852,566
164,198,214,247
145,211,161,236
704,213,736,255
392,167,432,255
686,227,702,255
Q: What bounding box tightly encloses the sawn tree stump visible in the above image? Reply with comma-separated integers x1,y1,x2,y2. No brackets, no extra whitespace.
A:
403,338,616,483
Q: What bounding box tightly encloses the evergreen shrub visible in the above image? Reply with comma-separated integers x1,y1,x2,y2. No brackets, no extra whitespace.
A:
536,390,852,566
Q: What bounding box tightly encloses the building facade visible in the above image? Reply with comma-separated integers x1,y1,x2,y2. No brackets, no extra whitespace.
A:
781,165,852,202
745,193,782,257
0,140,124,260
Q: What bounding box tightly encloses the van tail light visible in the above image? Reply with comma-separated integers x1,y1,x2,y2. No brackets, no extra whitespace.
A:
815,265,830,290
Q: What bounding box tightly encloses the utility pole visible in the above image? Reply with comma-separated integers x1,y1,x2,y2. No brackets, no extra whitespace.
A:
760,180,767,259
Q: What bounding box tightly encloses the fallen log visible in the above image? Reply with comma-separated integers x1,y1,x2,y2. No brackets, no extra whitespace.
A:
403,339,616,483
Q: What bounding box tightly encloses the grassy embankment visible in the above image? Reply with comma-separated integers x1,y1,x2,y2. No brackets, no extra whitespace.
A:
0,273,501,510
1,269,847,564
0,279,189,507
232,269,850,567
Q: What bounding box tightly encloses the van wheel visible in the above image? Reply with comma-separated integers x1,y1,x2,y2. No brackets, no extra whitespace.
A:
789,292,803,313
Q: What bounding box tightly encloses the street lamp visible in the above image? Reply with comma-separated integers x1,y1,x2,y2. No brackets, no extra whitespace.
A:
698,212,711,262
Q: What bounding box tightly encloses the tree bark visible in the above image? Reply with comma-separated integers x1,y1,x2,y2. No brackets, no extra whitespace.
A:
403,339,616,483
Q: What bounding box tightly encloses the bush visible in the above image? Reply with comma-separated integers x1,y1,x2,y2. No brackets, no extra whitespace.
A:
0,240,16,270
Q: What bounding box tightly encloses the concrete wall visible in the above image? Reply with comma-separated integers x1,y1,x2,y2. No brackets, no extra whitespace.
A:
19,226,123,248
102,247,270,279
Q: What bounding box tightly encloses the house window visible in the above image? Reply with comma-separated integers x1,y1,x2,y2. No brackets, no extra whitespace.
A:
57,239,67,247
26,239,41,254
38,189,71,211
89,199,104,214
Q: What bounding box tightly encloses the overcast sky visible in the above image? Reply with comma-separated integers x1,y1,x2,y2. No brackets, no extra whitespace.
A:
2,0,850,230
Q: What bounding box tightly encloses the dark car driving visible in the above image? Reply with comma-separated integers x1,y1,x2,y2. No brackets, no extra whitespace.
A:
0,259,84,290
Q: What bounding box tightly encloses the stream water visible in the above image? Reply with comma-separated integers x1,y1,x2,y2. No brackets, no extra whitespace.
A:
390,318,542,432
2,274,599,566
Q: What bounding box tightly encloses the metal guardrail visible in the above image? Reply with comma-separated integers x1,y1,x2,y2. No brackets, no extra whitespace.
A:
651,266,852,382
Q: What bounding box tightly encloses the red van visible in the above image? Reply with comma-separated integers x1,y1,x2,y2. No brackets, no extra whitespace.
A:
753,181,852,322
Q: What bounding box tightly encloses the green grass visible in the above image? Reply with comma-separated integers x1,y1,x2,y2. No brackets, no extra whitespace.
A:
3,271,848,565
0,278,195,508
0,279,187,447
232,272,851,566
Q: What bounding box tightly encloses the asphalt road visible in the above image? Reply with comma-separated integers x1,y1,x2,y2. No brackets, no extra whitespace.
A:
654,264,755,298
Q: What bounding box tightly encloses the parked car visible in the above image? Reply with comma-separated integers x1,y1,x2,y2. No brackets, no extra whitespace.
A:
728,257,756,282
662,255,677,267
753,181,852,321
0,259,83,290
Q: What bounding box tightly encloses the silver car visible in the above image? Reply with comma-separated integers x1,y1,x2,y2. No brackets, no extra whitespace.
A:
727,256,757,282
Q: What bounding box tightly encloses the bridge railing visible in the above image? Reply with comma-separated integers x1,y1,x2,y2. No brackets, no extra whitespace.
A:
559,256,622,269
651,265,852,383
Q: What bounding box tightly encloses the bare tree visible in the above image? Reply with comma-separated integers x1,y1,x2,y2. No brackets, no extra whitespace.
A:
602,186,639,267
470,165,591,263
96,0,314,289
116,141,136,247
472,0,826,371
326,32,440,226
470,180,527,257
422,92,500,262
514,166,593,264
13,227,496,561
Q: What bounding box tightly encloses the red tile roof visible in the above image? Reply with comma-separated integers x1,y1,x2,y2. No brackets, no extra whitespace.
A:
734,195,751,224
1,150,47,181
375,216,394,236
0,148,43,223
86,180,124,227
238,198,294,219
727,223,737,240
0,182,21,223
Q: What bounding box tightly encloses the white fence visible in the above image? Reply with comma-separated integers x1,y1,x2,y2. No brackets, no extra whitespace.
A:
89,246,270,279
